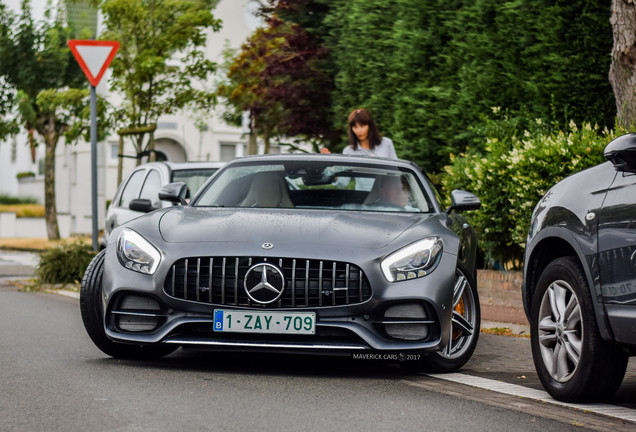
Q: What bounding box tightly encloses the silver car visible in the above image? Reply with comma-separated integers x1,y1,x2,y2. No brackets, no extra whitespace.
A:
102,161,225,248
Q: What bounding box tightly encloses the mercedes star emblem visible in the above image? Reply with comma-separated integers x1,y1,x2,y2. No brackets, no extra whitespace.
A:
262,242,274,250
244,263,285,304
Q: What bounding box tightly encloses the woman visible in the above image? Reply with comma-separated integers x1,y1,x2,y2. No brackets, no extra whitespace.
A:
321,108,397,158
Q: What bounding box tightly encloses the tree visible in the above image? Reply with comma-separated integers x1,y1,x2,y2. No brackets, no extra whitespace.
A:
96,0,221,162
0,0,104,240
218,0,336,153
610,0,636,128
323,0,614,172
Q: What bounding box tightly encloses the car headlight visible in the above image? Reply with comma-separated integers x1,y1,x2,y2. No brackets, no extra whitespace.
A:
381,237,443,282
117,229,161,275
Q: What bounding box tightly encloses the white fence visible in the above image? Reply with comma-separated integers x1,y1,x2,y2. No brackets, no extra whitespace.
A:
0,212,70,238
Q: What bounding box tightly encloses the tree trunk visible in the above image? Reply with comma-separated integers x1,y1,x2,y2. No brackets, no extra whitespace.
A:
610,0,636,128
248,111,258,155
263,123,270,154
42,128,60,241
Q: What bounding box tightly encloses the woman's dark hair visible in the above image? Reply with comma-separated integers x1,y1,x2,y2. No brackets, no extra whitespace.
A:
348,108,382,150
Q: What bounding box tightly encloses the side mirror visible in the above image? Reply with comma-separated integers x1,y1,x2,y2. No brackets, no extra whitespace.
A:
446,190,481,214
604,133,636,173
159,182,189,205
129,198,157,213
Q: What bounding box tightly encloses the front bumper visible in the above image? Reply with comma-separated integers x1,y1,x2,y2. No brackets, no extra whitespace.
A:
101,244,458,355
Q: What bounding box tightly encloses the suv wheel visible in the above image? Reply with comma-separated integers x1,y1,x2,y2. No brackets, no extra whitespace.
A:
531,256,628,402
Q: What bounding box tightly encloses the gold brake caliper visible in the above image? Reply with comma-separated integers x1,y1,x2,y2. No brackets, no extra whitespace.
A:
452,297,465,340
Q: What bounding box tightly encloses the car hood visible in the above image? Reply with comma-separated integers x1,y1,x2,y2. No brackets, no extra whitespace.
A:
157,207,441,250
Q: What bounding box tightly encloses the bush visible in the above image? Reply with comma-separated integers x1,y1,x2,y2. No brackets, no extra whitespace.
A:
0,194,37,205
16,171,36,180
443,118,625,269
36,239,97,284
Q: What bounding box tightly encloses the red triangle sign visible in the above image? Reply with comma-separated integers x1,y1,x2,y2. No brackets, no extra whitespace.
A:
68,40,120,87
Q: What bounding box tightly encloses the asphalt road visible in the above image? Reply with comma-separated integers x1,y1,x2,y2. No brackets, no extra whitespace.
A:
1,279,635,432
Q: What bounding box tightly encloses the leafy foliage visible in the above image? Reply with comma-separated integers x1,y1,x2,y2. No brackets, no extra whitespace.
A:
218,1,336,152
98,0,221,155
321,0,614,172
443,114,624,268
36,239,97,284
0,194,37,205
0,0,105,240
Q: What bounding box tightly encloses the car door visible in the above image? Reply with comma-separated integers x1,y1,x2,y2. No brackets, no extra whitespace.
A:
598,169,636,309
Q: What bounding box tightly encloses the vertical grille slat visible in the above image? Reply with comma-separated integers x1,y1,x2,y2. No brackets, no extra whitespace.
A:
304,260,310,307
183,258,189,300
208,258,213,303
171,264,176,297
233,257,239,305
221,258,226,304
345,264,350,303
164,256,371,308
196,258,201,302
291,259,297,307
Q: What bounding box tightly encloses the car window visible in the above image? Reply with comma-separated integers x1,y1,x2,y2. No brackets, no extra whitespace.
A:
171,168,219,198
194,161,432,213
139,169,162,208
118,169,146,208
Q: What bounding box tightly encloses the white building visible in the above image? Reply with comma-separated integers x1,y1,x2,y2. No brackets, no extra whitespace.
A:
0,0,302,237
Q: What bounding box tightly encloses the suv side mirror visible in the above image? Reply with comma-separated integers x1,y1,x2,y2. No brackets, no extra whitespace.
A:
446,190,481,214
159,182,189,205
604,133,636,173
129,198,157,213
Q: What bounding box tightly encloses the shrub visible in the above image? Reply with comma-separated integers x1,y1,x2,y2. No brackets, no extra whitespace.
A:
35,239,97,284
0,194,37,205
16,171,36,180
443,119,625,269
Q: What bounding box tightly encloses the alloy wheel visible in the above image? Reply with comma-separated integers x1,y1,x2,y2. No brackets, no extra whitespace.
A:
439,269,478,359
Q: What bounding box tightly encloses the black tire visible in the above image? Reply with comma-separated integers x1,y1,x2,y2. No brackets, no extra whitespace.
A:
80,250,176,360
407,266,481,372
530,256,628,402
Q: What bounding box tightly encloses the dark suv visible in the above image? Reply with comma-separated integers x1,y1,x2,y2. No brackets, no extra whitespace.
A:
523,133,636,402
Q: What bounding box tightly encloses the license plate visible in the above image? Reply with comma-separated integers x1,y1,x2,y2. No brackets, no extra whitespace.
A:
213,309,316,335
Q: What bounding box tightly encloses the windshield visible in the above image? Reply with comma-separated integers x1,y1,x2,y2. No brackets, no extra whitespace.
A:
193,160,433,213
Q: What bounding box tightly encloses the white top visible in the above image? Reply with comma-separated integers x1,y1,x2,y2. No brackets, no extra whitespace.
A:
342,137,397,159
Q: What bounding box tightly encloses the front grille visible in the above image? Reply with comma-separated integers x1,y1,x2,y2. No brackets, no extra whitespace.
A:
163,256,372,308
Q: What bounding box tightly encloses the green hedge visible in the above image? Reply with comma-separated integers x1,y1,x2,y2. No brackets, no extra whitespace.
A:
442,119,625,269
36,240,97,284
0,194,37,205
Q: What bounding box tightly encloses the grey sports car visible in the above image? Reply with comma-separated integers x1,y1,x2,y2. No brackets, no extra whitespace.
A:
81,154,482,371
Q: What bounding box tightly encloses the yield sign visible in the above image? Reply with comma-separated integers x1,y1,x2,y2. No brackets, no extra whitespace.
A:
68,40,120,87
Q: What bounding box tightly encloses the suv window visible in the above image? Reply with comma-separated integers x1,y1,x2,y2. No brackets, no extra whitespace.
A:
119,169,145,208
172,168,219,199
139,169,162,208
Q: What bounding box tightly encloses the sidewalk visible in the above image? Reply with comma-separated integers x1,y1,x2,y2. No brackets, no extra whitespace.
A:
0,250,38,277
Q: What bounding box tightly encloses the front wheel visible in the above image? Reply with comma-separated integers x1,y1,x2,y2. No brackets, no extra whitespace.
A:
530,256,627,402
407,266,480,372
80,250,176,360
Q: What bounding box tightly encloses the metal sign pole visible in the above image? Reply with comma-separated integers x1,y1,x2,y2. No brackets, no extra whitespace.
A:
90,85,98,251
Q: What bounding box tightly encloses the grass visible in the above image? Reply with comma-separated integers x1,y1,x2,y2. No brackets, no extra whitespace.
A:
0,236,91,251
0,204,45,218
481,326,530,338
